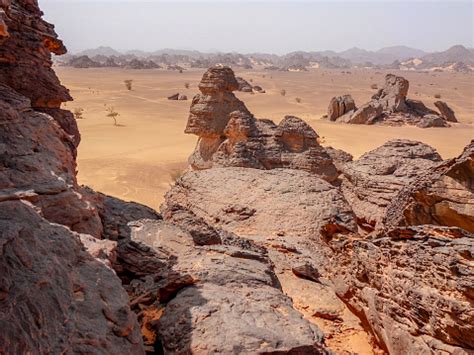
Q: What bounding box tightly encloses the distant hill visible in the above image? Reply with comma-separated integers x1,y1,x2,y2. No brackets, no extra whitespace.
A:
422,45,474,65
376,46,427,59
76,46,122,57
69,45,474,71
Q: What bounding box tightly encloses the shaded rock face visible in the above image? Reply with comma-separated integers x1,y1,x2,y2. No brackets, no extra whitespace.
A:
327,95,356,121
434,100,458,122
0,1,157,353
383,140,474,233
0,202,144,354
236,76,253,92
128,218,331,354
329,225,474,354
340,139,443,230
185,66,338,182
328,74,452,127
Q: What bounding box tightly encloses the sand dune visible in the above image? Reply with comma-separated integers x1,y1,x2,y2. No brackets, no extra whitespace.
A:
56,67,474,209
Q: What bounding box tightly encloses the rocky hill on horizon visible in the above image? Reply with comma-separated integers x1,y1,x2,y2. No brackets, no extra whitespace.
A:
59,44,474,72
1,1,473,354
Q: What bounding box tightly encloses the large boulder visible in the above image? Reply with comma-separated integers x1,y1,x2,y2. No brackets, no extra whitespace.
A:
434,100,458,122
340,139,443,230
329,74,452,128
327,95,356,121
383,140,474,233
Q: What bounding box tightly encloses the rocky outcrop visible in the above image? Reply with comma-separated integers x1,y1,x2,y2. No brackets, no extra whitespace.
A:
327,95,356,121
329,225,473,354
236,76,253,92
69,55,102,68
128,218,331,354
0,1,155,352
383,140,474,233
0,201,143,354
326,74,453,128
340,139,443,230
125,59,161,69
434,100,458,122
185,66,338,182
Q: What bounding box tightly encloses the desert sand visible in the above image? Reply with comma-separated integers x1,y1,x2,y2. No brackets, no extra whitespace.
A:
56,67,474,209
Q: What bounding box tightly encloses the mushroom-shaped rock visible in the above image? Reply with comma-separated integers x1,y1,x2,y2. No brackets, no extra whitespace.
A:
276,115,319,152
198,66,239,93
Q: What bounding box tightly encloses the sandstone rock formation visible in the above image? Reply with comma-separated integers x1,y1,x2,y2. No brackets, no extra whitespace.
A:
327,95,356,121
185,66,338,182
326,74,455,127
236,76,253,92
434,100,458,122
340,139,443,230
3,1,473,353
383,140,473,233
329,225,473,354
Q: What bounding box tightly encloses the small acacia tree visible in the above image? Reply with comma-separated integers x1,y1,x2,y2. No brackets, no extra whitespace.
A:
73,107,84,120
295,97,302,103
105,106,120,126
280,89,286,96
124,79,133,91
184,82,190,89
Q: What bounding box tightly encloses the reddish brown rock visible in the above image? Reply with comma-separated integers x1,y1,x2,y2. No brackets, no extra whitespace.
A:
186,67,338,182
327,95,356,121
329,74,450,128
128,219,331,354
383,140,474,233
0,201,144,354
340,139,442,230
434,100,458,122
328,225,474,354
236,76,253,92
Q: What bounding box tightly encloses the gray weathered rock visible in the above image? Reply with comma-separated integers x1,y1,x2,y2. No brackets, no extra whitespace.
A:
340,139,442,230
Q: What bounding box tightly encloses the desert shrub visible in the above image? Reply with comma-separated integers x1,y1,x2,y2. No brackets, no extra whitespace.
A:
434,93,442,98
105,106,120,126
249,78,253,83
73,107,84,120
280,89,286,96
371,83,378,90
295,97,302,103
262,74,266,78
184,82,190,89
179,69,183,73
124,80,133,91
169,168,186,186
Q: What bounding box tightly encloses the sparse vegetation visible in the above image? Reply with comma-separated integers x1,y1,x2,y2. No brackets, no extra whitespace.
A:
434,93,442,98
124,79,133,91
262,75,266,78
249,78,253,83
371,83,378,90
295,97,302,103
105,106,120,126
280,89,286,96
179,69,183,74
169,168,186,186
184,82,190,89
73,107,84,120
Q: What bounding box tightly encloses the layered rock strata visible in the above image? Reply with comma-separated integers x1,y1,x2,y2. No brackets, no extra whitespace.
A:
185,67,338,182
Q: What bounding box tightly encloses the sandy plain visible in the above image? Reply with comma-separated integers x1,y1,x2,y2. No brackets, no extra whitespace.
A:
56,67,474,210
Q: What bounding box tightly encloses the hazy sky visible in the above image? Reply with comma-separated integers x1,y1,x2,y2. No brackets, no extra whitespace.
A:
39,0,473,54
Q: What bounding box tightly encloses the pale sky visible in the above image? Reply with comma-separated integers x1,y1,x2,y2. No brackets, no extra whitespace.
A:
39,0,474,54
